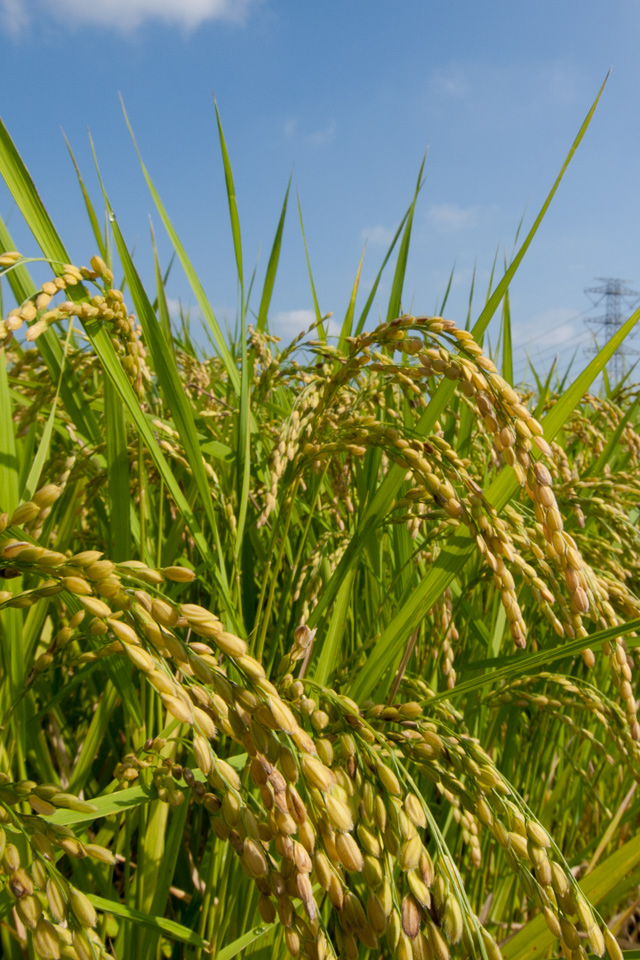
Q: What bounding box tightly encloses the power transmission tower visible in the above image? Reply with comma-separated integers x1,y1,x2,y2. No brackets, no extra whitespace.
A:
584,278,640,384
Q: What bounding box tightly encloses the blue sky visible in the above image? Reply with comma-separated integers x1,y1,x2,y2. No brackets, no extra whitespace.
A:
1,1,639,383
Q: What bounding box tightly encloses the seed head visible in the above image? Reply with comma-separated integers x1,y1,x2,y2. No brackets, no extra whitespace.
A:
79,596,112,618
33,919,61,960
10,502,40,526
405,793,427,829
526,820,551,848
301,755,335,792
258,894,276,924
45,878,67,923
16,893,42,929
336,831,364,873
400,835,423,872
325,794,354,832
426,919,450,960
161,694,194,724
243,838,268,877
84,843,116,865
68,887,97,928
215,631,248,658
603,928,624,960
161,565,196,582
407,870,431,908
401,893,421,940
268,696,298,734
356,823,381,858
587,924,606,958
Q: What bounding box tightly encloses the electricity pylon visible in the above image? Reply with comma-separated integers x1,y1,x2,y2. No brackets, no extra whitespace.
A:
585,278,640,384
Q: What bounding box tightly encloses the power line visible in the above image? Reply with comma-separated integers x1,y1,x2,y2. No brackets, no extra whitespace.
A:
584,278,640,384
514,304,593,349
519,334,590,365
512,331,592,376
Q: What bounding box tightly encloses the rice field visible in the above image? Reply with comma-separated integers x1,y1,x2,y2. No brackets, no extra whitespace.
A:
0,85,639,960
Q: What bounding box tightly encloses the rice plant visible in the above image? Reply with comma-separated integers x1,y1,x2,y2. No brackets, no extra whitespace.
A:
0,82,639,960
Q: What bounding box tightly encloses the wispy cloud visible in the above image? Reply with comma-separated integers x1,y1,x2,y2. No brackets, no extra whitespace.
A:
282,117,336,148
283,118,297,139
430,263,488,291
2,0,255,33
272,309,316,341
360,224,396,247
510,306,593,382
429,64,470,99
165,297,188,319
427,203,480,234
304,119,336,148
514,307,586,348
271,309,342,344
428,58,584,115
0,0,27,33
544,61,580,106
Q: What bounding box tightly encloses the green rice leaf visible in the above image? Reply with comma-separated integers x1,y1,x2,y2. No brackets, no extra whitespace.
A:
313,568,355,686
354,207,411,337
338,247,365,352
63,132,107,258
257,175,291,332
0,346,18,514
21,319,73,501
214,97,244,298
501,282,513,385
120,100,240,393
84,318,239,630
45,754,247,827
104,374,132,561
471,72,609,342
297,194,325,341
386,153,426,322
87,894,208,949
432,616,640,706
150,219,172,342
217,924,272,960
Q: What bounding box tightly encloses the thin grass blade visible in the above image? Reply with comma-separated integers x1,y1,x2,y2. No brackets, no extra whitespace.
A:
214,97,244,298
385,153,426,322
257,175,291,332
119,101,240,393
63,132,106,257
297,194,325,341
471,72,609,342
337,247,365,352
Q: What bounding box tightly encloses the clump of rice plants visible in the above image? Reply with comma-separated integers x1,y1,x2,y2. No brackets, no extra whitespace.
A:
0,86,639,960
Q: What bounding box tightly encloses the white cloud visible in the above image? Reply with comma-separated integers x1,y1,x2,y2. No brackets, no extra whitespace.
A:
0,0,27,34
428,59,583,117
283,118,297,140
271,309,342,344
429,65,469,99
305,119,336,148
514,307,587,350
544,61,580,106
2,0,254,32
282,117,336,148
360,224,396,247
165,297,185,319
430,264,488,291
272,309,317,341
544,322,580,346
326,316,341,340
427,203,479,234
